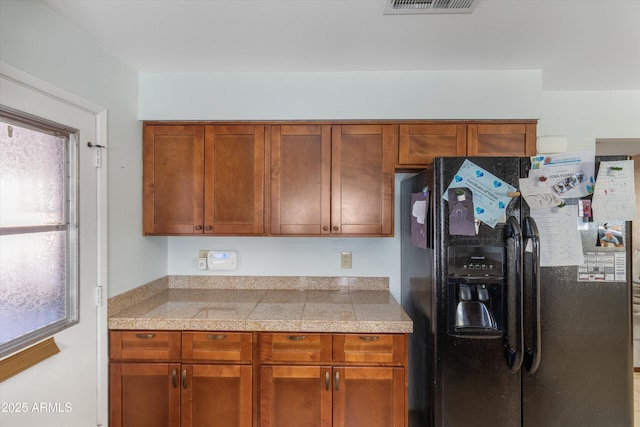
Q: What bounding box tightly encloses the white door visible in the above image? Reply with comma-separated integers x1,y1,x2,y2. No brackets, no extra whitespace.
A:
0,71,107,426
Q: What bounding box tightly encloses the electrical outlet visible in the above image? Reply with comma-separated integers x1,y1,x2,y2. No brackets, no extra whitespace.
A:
341,251,352,269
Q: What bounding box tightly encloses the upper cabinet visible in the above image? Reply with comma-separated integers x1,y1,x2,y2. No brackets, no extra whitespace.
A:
331,124,395,236
397,121,537,170
204,125,265,235
144,120,536,236
143,123,265,236
467,122,537,156
397,123,466,168
269,124,395,236
143,124,204,235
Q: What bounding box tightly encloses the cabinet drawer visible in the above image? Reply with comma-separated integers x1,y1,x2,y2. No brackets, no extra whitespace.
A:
259,333,332,363
109,331,181,361
182,332,253,362
333,334,405,365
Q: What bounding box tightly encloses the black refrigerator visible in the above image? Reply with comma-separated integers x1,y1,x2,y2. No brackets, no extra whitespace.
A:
400,156,633,427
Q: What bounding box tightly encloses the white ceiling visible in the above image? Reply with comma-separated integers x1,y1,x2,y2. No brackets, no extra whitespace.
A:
39,0,640,91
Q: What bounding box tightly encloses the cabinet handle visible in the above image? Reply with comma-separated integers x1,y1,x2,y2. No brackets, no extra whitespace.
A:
172,369,178,388
205,225,212,231
207,334,226,340
322,226,329,231
182,369,187,389
135,333,155,339
325,371,330,391
194,225,202,231
288,335,306,341
333,226,339,231
335,371,340,391
359,336,379,342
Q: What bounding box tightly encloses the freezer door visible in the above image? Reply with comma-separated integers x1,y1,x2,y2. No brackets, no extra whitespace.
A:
434,157,524,427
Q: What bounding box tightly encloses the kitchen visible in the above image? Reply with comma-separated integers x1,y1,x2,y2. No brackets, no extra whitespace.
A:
0,1,639,426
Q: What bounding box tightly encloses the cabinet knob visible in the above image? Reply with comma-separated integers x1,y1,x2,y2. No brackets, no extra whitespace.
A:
205,225,212,231
333,226,339,231
323,226,329,231
194,225,202,231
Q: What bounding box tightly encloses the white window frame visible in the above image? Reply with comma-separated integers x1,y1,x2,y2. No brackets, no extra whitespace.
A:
0,107,80,358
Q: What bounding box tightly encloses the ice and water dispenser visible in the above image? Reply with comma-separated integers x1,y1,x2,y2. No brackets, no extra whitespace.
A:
448,246,505,338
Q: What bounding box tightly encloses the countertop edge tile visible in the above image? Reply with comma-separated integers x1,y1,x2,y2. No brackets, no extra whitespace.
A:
108,277,412,334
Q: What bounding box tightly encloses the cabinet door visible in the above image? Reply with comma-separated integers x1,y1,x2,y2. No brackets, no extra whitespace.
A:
397,123,466,168
331,124,396,236
110,363,181,427
182,364,252,427
204,125,265,235
269,124,332,235
467,123,536,156
260,365,332,427
143,125,204,235
332,367,405,427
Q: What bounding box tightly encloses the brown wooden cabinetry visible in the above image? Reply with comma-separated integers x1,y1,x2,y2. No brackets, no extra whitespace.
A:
259,332,407,427
397,121,537,170
397,123,466,168
143,125,204,235
109,331,253,427
143,123,264,235
467,122,536,156
269,124,395,236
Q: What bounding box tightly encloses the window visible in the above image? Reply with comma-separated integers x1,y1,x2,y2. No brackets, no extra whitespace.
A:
0,109,78,358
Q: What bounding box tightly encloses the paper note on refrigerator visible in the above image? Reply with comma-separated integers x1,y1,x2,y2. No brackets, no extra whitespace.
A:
523,151,596,202
443,159,516,228
529,205,585,267
591,160,637,221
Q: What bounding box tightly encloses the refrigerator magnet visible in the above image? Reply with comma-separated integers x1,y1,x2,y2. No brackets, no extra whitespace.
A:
448,187,476,236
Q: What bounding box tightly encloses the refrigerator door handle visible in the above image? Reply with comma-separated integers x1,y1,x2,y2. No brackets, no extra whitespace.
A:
523,216,542,374
505,216,524,373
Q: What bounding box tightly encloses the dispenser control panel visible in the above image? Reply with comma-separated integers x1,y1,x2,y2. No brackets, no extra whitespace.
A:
448,246,504,277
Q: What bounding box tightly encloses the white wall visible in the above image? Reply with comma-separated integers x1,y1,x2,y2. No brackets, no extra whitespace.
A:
538,90,640,153
139,70,542,120
168,173,411,302
0,0,167,298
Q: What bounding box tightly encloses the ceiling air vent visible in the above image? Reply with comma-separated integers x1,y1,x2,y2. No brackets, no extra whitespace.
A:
384,0,480,14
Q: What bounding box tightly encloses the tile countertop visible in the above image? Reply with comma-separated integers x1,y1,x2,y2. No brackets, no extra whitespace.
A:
108,276,413,334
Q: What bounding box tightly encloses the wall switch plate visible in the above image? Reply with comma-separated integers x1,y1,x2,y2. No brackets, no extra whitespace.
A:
341,251,352,269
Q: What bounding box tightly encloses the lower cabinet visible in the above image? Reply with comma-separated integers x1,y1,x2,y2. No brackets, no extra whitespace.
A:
109,331,253,427
182,364,253,426
110,362,181,427
259,333,407,427
260,366,405,427
109,331,408,427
